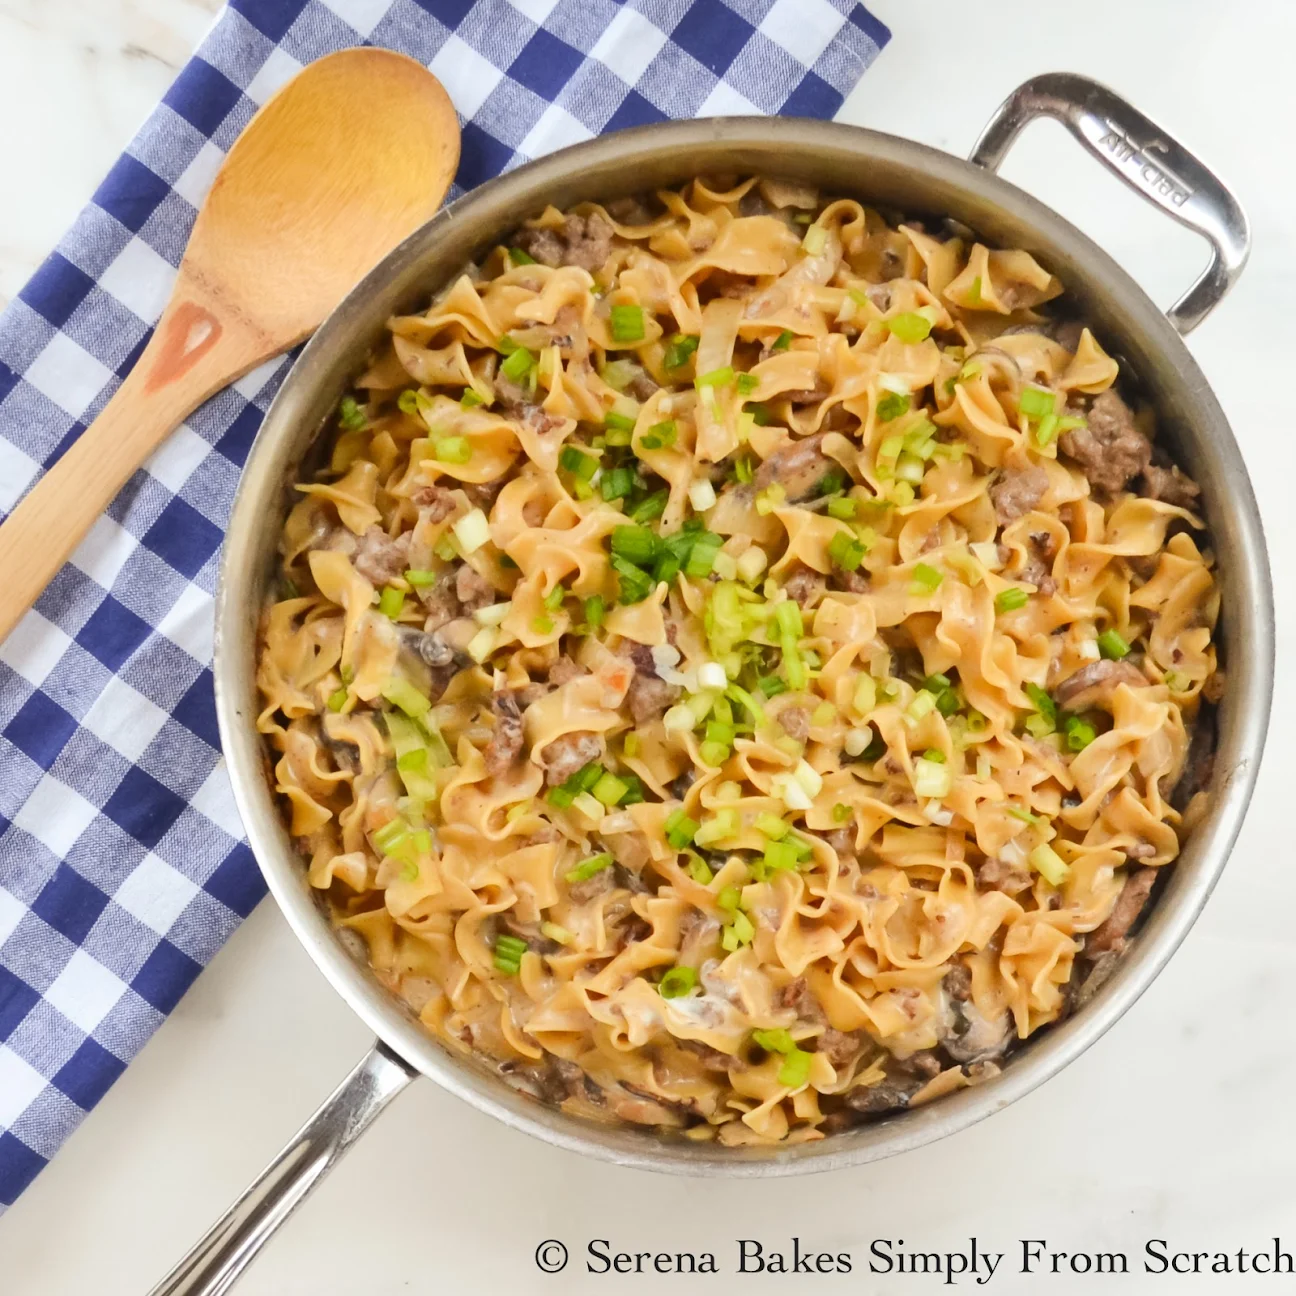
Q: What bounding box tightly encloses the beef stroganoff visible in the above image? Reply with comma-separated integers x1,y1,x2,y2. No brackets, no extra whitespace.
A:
257,176,1219,1145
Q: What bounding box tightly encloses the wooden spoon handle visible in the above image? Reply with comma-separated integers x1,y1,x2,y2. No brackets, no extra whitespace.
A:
0,276,268,644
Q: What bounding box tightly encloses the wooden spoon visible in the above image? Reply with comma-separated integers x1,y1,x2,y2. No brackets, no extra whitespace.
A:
0,48,459,644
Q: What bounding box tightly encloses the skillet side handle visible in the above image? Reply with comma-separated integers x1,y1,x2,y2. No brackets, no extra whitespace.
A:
147,1042,417,1296
969,71,1250,335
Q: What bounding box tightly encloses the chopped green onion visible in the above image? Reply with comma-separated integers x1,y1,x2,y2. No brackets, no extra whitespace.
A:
591,772,629,807
747,402,773,427
995,586,1029,613
826,496,858,520
771,330,793,352
378,587,405,619
611,525,659,567
604,410,637,437
1035,412,1060,446
736,373,759,395
530,615,554,635
663,334,700,370
774,599,803,640
327,687,348,712
685,854,713,884
828,529,866,572
777,1048,812,1089
338,395,366,430
1064,715,1097,751
397,389,420,415
381,675,431,720
499,345,536,382
1020,386,1056,419
753,1027,795,1056
758,675,788,698
801,224,827,256
832,802,852,824
1097,629,1131,660
461,389,485,409
664,810,699,850
508,246,536,265
1025,682,1057,723
599,465,634,502
886,313,933,344
373,818,410,856
695,365,735,389
640,420,677,450
817,465,848,497
611,554,654,604
493,933,528,975
630,490,668,524
610,303,646,343
1028,843,1070,887
659,966,698,999
876,391,910,422
434,436,472,464
721,910,755,951
566,852,614,884
911,563,943,595
543,584,565,612
559,445,599,480
583,595,605,629
404,569,438,587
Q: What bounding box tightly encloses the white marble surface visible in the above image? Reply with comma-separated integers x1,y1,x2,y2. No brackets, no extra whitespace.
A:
1,1,1292,1292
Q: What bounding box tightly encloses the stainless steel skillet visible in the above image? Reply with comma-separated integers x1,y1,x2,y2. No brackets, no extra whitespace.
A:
151,73,1271,1296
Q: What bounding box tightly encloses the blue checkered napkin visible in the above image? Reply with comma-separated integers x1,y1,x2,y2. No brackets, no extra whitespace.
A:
0,0,890,1210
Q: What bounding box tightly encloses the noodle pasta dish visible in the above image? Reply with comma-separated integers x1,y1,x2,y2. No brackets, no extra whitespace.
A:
256,176,1220,1145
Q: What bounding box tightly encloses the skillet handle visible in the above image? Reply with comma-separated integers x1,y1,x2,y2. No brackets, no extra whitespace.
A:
146,1042,416,1296
968,71,1249,335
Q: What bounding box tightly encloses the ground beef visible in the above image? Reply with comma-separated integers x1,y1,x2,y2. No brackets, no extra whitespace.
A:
991,464,1048,526
1014,531,1057,596
454,563,495,612
944,963,972,1001
568,864,615,904
623,643,681,724
678,1039,735,1073
604,195,656,225
463,478,506,513
1059,390,1151,495
515,212,614,273
1053,319,1085,353
484,690,525,775
754,432,834,501
978,857,1031,895
775,979,862,1065
412,484,458,522
1086,867,1158,956
626,368,660,402
778,705,811,744
547,655,585,687
1053,659,1147,710
352,527,410,585
414,570,461,632
539,731,602,786
783,561,826,608
1142,461,1201,510
831,568,870,594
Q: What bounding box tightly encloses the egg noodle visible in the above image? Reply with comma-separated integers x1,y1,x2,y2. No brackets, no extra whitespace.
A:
256,176,1219,1144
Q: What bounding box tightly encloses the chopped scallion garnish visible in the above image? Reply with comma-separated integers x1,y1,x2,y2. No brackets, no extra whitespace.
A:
1097,629,1131,660
659,966,698,999
886,312,933,344
663,333,700,370
609,303,646,343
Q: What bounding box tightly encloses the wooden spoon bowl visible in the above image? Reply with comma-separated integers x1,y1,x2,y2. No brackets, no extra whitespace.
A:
0,48,460,643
